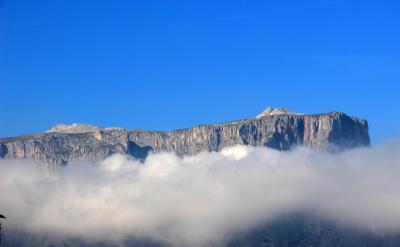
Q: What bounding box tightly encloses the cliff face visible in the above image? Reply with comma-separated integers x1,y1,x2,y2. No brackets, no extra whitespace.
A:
0,108,370,167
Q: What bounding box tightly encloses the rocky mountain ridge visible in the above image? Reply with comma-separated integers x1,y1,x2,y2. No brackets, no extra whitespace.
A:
0,107,370,167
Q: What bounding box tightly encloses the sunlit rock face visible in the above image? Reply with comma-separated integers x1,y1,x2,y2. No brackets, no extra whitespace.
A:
0,107,370,167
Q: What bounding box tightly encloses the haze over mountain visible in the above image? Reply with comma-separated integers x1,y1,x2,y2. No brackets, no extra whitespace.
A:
2,138,400,247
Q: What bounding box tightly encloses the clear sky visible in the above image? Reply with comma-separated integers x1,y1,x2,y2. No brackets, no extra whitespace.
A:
0,0,399,143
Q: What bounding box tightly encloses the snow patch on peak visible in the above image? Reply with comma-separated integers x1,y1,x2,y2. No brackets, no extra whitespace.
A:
256,107,299,118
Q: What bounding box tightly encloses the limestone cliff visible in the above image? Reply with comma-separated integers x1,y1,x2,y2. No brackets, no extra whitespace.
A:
0,107,370,167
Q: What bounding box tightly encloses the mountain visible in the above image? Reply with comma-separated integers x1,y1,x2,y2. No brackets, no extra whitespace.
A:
0,107,370,167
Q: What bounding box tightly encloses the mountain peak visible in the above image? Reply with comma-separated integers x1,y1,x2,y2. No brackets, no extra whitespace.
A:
46,123,100,133
256,107,295,118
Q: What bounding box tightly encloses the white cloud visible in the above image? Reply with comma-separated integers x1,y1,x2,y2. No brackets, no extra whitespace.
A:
1,139,400,246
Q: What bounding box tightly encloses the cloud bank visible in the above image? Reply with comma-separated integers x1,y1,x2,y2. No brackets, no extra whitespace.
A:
1,139,400,246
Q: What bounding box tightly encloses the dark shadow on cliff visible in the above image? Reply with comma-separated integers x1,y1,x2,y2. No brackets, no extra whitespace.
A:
0,144,8,158
127,141,153,161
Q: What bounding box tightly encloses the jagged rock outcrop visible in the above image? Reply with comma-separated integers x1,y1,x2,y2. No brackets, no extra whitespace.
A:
0,107,370,167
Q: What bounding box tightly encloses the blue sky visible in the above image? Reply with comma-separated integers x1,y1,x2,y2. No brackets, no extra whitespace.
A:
0,0,399,143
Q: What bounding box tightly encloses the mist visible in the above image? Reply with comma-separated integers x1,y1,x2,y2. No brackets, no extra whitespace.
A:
1,139,400,246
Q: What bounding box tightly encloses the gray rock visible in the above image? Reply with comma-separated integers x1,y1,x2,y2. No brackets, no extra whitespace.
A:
0,108,370,167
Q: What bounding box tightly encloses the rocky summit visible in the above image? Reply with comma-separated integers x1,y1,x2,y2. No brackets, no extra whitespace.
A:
0,107,370,167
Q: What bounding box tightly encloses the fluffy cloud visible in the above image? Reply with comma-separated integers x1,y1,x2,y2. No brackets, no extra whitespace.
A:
1,139,400,246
